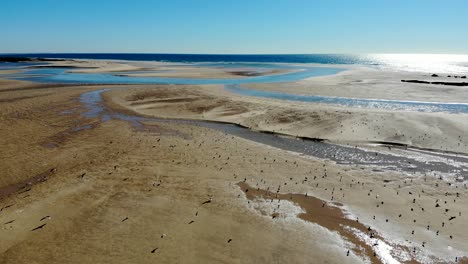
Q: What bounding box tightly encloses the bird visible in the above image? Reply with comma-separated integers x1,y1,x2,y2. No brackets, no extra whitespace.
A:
31,223,47,231
40,216,51,221
0,204,14,212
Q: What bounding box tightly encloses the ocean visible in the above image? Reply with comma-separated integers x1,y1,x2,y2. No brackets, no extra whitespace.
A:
2,53,468,74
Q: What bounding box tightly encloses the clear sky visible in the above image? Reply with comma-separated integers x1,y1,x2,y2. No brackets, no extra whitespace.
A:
1,0,467,54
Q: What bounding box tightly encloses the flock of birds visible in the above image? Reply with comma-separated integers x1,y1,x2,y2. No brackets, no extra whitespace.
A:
130,125,467,263
1,89,468,263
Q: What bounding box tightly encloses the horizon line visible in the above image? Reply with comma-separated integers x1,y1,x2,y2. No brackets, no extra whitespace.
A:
1,52,468,56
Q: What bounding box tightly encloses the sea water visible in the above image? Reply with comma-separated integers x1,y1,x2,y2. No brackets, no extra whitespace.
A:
2,53,468,113
2,53,468,73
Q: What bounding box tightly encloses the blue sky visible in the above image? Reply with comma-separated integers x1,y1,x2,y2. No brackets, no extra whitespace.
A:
1,0,467,54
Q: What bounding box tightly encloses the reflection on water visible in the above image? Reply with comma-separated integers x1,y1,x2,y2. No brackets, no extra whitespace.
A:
0,62,47,70
226,84,468,113
4,61,468,113
3,53,468,73
7,64,342,85
78,89,468,180
368,54,468,74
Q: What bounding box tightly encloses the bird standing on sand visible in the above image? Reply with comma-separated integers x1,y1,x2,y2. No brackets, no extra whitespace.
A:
31,223,47,231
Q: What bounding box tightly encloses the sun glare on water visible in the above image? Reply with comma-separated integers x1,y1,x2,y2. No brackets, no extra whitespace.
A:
367,53,468,74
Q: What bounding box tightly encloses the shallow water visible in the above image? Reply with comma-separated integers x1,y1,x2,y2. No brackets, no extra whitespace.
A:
5,60,463,179
0,62,47,70
5,62,468,114
78,89,468,180
226,84,468,113
7,64,342,85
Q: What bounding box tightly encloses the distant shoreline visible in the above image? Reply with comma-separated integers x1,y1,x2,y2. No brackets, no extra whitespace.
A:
2,53,468,74
0,56,66,63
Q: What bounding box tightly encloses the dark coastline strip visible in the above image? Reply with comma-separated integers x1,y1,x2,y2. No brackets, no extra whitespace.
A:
0,57,66,63
401,80,468,86
0,57,33,63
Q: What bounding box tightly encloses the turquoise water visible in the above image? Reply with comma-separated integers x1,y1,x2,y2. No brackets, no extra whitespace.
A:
9,65,342,85
4,61,468,114
0,62,47,70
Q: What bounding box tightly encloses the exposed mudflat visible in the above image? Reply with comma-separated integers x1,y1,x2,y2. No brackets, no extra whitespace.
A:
1,61,468,263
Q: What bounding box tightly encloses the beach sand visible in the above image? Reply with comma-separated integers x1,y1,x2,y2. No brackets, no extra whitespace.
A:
0,62,467,263
246,66,468,103
35,59,295,79
107,84,468,154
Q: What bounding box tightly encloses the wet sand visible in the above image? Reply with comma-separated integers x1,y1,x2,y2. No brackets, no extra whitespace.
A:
0,67,468,263
107,84,468,154
246,66,468,103
238,181,385,262
30,59,295,79
238,181,428,263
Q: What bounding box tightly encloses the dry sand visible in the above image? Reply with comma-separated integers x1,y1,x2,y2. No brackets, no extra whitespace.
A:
36,59,295,79
246,66,468,103
107,84,468,154
1,63,468,264
0,79,366,263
